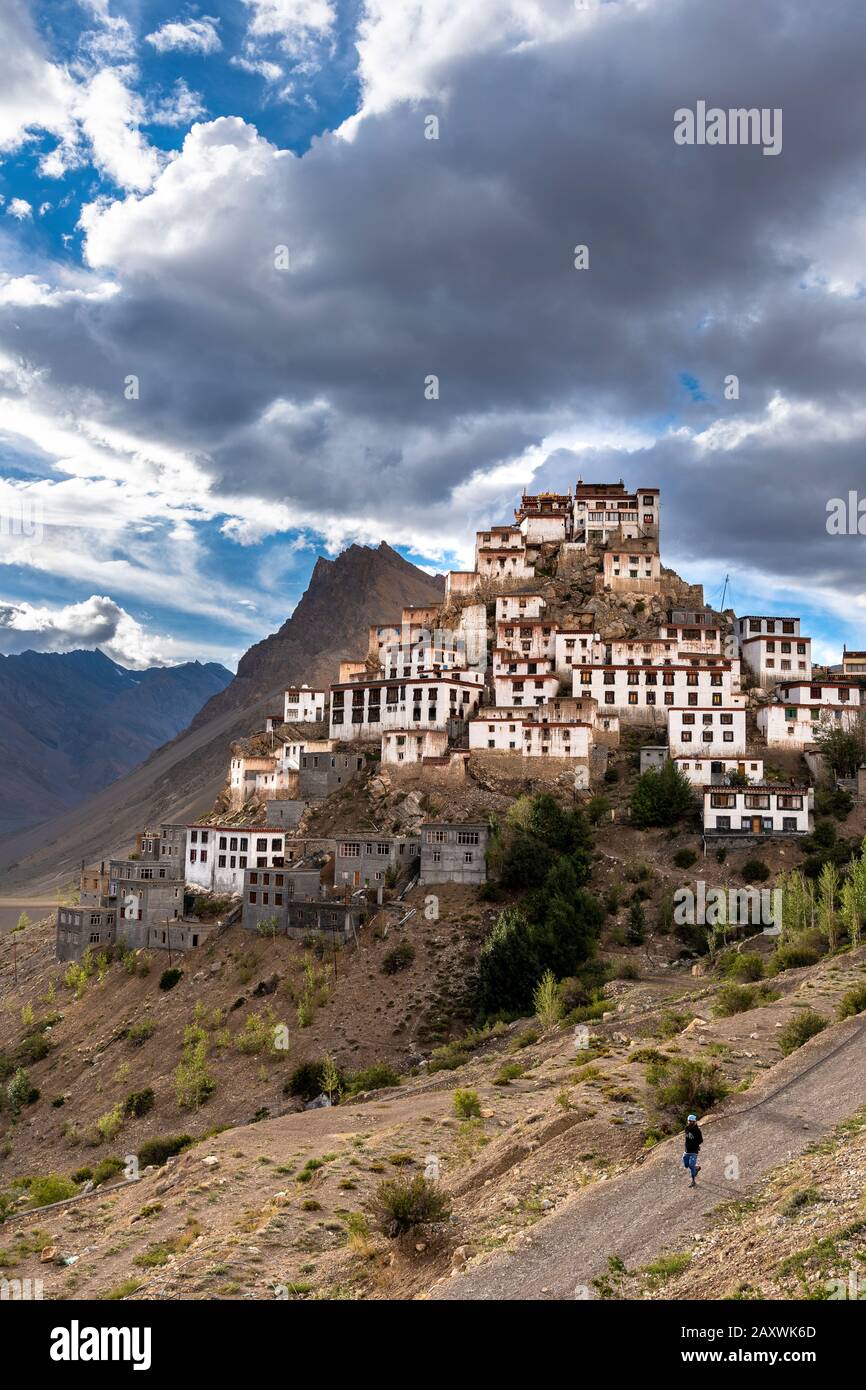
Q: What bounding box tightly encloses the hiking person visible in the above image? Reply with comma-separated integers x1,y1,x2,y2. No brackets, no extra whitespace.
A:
682,1114,703,1187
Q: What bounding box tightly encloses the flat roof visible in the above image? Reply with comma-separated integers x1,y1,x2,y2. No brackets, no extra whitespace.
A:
703,784,809,795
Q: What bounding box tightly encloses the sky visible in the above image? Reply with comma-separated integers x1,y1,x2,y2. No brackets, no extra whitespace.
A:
0,0,865,672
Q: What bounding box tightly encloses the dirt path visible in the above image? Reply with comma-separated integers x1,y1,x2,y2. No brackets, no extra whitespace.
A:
431,1014,866,1300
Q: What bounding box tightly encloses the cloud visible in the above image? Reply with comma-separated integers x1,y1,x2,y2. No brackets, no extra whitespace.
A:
0,594,173,668
2,0,866,650
6,198,33,219
241,0,336,56
148,79,206,127
144,16,222,55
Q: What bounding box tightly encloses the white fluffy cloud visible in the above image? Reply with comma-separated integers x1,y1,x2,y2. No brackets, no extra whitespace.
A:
0,594,172,668
144,16,222,55
6,198,33,219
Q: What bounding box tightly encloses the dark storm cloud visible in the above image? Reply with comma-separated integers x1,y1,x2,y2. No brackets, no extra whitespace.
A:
3,0,866,583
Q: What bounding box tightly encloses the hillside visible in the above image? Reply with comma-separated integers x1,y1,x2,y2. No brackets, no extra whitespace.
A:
0,882,864,1303
0,544,444,892
0,651,232,836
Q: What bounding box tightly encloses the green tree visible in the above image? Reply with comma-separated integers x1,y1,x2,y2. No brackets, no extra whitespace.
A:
812,715,866,778
477,907,542,1015
816,862,840,951
630,760,696,828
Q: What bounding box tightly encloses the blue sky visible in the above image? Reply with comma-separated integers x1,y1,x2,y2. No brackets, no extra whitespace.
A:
1,0,865,671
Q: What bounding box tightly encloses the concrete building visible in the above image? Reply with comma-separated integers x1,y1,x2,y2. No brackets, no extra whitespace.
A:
667,706,747,757
514,492,573,543
185,824,289,896
297,746,366,799
574,663,736,721
329,670,483,740
333,834,420,888
241,867,364,940
702,785,813,837
475,542,535,583
381,728,449,764
493,670,561,708
602,545,661,593
674,755,764,786
56,905,117,962
420,822,489,884
468,710,592,761
157,824,187,871
661,618,723,656
554,629,599,674
495,618,558,662
474,525,525,567
79,863,111,906
495,594,547,622
774,680,862,708
757,702,862,749
639,745,668,774
842,647,866,678
737,616,812,685
284,685,326,723
228,751,278,809
572,481,659,548
109,859,183,950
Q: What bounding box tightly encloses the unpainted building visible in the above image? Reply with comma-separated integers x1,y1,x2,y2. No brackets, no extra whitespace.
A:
419,822,489,885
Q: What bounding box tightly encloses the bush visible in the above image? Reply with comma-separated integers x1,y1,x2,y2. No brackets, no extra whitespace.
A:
630,761,696,828
741,859,770,883
125,1019,156,1046
28,1173,79,1208
724,951,765,983
368,1174,450,1239
647,1058,728,1123
778,1009,828,1056
586,795,611,826
6,1067,39,1112
626,901,646,944
610,958,640,980
97,1104,124,1143
345,1063,400,1095
604,767,619,785
123,1088,155,1120
137,1134,192,1168
769,942,822,974
381,941,415,976
493,1063,524,1086
673,847,698,869
159,968,183,992
285,1060,328,1101
453,1088,482,1119
713,983,780,1017
92,1157,125,1187
15,1031,50,1065
837,983,866,1019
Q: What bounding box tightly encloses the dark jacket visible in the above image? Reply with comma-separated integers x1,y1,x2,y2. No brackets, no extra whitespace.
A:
684,1122,703,1154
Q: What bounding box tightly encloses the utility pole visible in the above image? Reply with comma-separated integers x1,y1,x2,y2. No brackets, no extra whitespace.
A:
719,573,730,612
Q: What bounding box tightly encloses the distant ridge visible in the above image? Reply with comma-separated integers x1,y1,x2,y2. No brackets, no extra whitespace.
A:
0,543,444,892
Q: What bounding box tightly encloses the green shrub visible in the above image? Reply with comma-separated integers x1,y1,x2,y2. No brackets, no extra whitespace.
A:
673,847,698,869
71,1167,93,1184
92,1157,125,1187
646,1058,728,1123
713,983,780,1017
493,1063,524,1086
837,983,866,1019
427,1043,469,1073
6,1067,39,1112
610,958,640,981
369,1174,450,1238
724,951,765,982
778,1009,828,1056
159,968,183,992
630,761,696,828
125,1019,156,1046
769,943,821,974
345,1063,399,1095
381,941,415,975
741,859,770,883
137,1134,192,1168
453,1088,481,1119
285,1060,328,1101
15,1031,50,1065
123,1088,155,1120
28,1173,79,1208
96,1104,124,1143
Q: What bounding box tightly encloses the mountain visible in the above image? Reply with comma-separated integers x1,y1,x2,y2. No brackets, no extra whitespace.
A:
0,650,233,836
0,543,444,891
189,541,446,727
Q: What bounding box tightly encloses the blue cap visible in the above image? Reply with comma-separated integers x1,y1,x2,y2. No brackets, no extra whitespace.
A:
687,1114,697,1122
